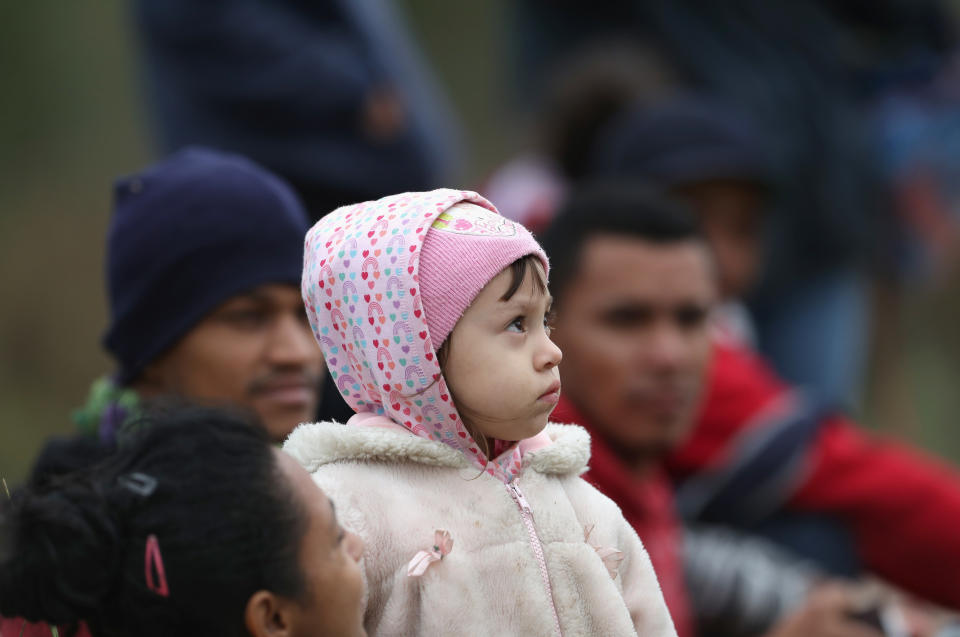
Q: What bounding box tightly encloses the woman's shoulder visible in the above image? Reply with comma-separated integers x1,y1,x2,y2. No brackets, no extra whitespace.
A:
282,420,469,473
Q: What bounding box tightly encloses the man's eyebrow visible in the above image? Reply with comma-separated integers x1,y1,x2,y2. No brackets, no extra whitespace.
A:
241,290,274,303
597,301,652,315
219,290,271,306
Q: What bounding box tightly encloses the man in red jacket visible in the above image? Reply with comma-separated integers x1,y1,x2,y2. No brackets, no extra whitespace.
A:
540,183,960,630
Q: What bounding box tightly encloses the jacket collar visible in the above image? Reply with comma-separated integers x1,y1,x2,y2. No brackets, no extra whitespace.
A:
283,420,591,477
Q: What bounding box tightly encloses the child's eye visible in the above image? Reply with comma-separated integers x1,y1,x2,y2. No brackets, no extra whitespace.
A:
507,316,526,333
544,309,557,334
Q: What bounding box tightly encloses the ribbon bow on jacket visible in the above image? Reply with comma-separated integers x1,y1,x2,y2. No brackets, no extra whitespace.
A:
407,529,454,577
585,523,624,579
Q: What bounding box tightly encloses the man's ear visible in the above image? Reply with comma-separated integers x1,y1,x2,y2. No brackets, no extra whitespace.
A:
131,357,169,397
245,590,295,637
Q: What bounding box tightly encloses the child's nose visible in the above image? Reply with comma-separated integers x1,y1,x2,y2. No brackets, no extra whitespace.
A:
536,335,562,370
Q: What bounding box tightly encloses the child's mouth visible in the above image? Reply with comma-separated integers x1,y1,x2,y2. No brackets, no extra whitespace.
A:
537,381,562,404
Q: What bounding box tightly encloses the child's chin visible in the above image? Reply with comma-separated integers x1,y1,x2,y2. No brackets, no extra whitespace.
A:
521,419,549,439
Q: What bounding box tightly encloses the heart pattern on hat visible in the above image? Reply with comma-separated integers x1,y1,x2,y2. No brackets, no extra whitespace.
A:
303,189,525,482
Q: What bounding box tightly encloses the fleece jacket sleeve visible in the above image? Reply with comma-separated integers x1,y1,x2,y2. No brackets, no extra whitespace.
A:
615,514,680,637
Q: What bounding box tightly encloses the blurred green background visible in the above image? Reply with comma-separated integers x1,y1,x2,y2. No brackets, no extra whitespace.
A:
2,1,958,484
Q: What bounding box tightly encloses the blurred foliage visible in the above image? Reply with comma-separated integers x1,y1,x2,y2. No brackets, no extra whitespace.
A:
1,0,958,485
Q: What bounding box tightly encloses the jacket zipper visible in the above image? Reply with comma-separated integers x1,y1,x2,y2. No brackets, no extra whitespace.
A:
506,480,563,637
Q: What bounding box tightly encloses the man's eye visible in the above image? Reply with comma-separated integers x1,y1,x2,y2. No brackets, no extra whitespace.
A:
222,309,269,328
297,307,312,326
507,316,525,333
604,308,650,328
676,307,708,329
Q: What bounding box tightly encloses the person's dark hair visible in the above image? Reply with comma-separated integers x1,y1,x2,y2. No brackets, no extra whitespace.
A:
539,181,703,307
539,41,676,181
27,435,116,489
0,408,307,637
500,253,548,303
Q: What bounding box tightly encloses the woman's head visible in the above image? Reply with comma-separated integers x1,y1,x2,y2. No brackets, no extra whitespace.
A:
0,409,364,637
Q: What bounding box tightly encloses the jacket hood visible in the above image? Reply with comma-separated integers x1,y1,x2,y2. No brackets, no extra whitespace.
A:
303,189,541,482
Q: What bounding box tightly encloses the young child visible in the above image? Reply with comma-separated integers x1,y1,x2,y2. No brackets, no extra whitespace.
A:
286,188,676,636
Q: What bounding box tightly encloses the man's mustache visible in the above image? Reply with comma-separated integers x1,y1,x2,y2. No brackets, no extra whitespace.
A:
248,370,323,395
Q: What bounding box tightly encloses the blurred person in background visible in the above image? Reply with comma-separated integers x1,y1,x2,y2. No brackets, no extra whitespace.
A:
507,0,960,411
0,408,365,637
590,94,771,346
482,40,676,233
864,48,960,437
131,0,462,221
590,94,960,594
130,0,466,425
542,183,960,636
70,147,322,452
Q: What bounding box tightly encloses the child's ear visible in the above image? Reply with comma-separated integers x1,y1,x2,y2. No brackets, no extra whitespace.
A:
245,590,295,637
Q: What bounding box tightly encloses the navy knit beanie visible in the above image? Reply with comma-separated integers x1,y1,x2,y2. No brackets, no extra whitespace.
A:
104,146,309,384
591,94,772,187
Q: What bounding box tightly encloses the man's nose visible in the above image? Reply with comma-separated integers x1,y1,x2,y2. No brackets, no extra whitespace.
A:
647,324,687,370
268,314,318,367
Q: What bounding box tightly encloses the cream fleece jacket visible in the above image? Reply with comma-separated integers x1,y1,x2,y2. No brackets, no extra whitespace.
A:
284,422,677,637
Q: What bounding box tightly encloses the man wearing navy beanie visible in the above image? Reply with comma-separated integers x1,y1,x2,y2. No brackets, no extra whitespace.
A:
74,146,323,443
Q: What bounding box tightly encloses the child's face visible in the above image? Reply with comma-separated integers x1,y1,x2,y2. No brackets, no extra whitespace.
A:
443,261,562,444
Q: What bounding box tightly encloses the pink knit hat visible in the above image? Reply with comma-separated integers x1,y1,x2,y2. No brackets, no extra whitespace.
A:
419,201,548,349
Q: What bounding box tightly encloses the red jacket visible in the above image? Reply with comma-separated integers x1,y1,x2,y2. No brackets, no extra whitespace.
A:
667,340,960,610
553,397,695,637
0,617,91,637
